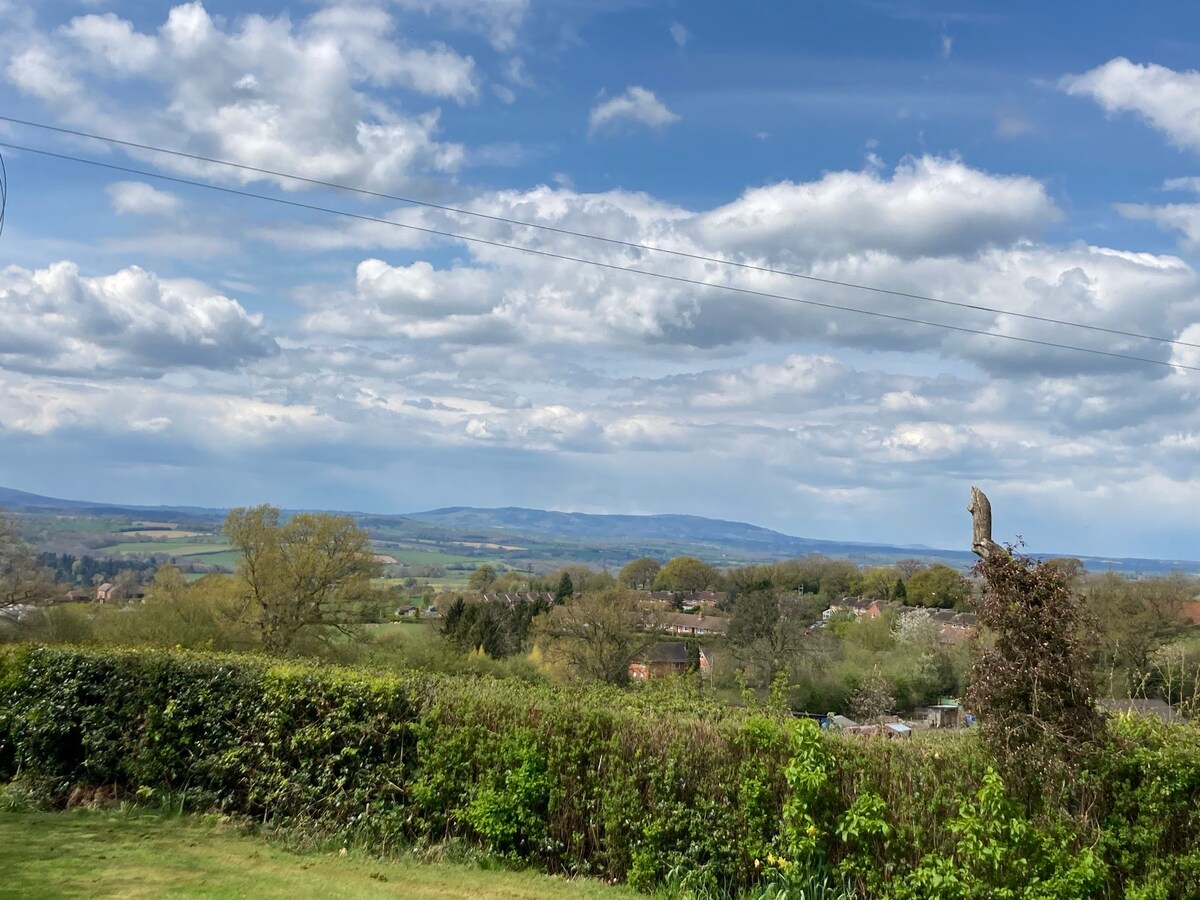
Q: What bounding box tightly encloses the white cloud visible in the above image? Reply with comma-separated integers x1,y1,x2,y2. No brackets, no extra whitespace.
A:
106,181,181,216
6,2,472,192
670,22,689,48
1118,180,1200,251
588,86,680,136
63,12,158,74
694,155,1058,259
391,0,528,51
0,261,277,376
1061,58,1200,154
288,156,1200,379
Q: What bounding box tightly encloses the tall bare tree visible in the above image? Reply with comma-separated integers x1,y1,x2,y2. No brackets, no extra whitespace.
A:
533,588,664,684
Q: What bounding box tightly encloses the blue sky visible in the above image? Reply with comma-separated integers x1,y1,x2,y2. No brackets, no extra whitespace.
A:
3,0,1200,559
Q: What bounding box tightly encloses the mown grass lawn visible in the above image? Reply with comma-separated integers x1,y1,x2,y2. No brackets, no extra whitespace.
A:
0,809,634,899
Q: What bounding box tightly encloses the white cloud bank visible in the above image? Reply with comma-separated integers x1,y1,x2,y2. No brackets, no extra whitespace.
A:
6,2,473,191
290,155,1198,378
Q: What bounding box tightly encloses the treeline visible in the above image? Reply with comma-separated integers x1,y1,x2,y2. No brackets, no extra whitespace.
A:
6,506,1199,717
35,552,161,586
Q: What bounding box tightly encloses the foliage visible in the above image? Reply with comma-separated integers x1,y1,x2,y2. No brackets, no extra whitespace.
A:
224,505,383,654
441,596,547,658
2,646,1200,897
904,565,971,610
468,564,499,592
1085,572,1196,698
618,557,662,590
532,589,661,684
653,556,721,592
969,549,1104,809
554,572,575,602
847,668,894,723
727,585,823,688
0,515,55,615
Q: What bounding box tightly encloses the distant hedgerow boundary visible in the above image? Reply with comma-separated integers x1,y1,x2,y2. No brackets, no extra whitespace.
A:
2,647,1199,898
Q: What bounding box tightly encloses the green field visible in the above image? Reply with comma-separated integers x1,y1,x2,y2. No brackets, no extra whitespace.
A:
32,517,133,533
175,549,241,570
382,547,494,567
0,809,632,899
103,540,231,556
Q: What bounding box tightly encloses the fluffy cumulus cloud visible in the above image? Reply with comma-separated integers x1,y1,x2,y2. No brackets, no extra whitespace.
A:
6,2,472,191
0,261,277,376
292,156,1199,378
1061,58,1200,154
693,155,1058,259
589,86,680,136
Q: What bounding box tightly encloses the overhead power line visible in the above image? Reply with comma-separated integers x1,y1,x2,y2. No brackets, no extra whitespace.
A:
0,149,7,238
3,114,1198,353
3,138,1198,376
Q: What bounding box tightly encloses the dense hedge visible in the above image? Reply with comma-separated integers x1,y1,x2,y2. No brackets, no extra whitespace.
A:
2,646,1200,898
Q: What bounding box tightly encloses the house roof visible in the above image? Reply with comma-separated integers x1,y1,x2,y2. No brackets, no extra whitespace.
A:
1098,698,1186,723
660,611,728,633
480,591,554,605
639,642,690,664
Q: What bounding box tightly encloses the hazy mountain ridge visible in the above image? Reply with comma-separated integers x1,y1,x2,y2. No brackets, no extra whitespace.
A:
2,486,1196,574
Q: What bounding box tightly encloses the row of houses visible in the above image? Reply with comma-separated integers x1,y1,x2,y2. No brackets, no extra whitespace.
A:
62,584,145,604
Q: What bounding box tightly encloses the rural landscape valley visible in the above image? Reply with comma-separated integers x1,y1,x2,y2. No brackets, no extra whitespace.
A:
3,480,1200,898
6,0,1200,896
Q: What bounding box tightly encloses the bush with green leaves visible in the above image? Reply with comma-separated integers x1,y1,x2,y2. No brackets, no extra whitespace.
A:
3,645,1200,897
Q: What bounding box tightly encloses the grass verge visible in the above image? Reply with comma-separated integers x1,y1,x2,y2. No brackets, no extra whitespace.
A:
0,808,634,899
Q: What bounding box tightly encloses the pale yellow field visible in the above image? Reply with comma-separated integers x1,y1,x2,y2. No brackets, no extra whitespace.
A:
121,530,211,539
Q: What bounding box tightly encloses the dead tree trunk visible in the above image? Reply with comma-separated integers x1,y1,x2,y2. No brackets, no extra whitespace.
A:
968,486,1005,560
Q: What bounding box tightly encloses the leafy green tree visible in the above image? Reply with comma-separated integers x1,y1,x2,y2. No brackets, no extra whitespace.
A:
224,505,382,654
858,566,900,600
493,570,531,593
905,564,970,609
0,513,54,616
1085,572,1195,694
893,577,907,599
728,585,823,687
618,557,661,590
654,556,720,592
442,596,548,658
110,566,252,650
468,564,498,592
554,571,574,602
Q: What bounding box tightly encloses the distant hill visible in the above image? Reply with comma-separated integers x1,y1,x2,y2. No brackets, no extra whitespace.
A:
0,486,219,520
2,485,1197,574
411,505,936,556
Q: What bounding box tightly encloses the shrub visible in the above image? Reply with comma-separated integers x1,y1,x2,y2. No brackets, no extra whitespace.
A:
3,646,1200,897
